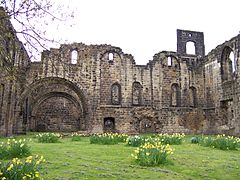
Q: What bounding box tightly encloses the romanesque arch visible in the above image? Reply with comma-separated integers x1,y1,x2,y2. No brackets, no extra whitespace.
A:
171,83,181,107
18,77,88,132
111,82,121,105
164,55,180,69
132,81,142,106
186,41,196,55
221,46,235,81
189,86,197,107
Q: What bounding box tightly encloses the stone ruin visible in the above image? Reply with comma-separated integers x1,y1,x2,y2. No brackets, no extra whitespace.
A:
0,7,240,136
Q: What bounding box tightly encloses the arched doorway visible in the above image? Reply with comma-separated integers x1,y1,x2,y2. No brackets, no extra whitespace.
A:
19,77,87,133
31,92,83,132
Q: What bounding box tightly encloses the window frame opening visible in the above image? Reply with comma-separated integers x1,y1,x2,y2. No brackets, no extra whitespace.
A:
71,49,78,64
167,56,172,66
186,41,196,55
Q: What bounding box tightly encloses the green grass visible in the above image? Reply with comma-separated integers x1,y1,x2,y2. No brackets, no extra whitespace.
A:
0,135,240,179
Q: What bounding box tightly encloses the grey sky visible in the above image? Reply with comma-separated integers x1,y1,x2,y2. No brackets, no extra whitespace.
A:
46,0,240,64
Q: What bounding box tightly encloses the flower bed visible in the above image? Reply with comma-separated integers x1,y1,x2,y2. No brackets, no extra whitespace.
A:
199,134,240,150
0,155,45,179
36,133,62,143
127,133,185,147
156,133,185,145
0,139,31,159
132,142,174,166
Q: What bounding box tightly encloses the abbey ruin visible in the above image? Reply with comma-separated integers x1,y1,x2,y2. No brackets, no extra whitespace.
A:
1,7,240,136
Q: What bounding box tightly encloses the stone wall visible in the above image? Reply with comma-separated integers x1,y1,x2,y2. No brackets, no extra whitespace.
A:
19,29,239,136
1,8,240,136
0,7,30,136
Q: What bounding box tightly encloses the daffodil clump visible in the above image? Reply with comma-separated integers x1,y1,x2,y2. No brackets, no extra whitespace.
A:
127,133,185,147
199,134,240,150
126,135,147,147
132,142,174,166
36,133,62,143
0,155,45,180
0,139,31,159
90,133,128,145
191,136,200,144
156,133,185,145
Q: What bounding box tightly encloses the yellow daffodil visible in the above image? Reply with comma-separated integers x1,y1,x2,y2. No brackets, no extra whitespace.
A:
7,163,14,171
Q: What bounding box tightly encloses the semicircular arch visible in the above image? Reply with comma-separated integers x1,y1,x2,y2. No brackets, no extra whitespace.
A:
20,77,88,114
19,77,88,132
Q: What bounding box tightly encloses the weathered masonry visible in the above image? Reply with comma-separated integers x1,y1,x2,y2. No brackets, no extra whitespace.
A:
0,8,240,136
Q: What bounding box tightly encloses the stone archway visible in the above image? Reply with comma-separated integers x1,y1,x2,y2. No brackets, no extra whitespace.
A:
18,77,88,133
31,92,83,132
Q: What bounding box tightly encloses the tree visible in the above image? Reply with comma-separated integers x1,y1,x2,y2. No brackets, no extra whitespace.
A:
0,0,74,68
0,0,74,136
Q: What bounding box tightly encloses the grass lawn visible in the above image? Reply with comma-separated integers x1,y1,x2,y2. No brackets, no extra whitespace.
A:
1,135,240,180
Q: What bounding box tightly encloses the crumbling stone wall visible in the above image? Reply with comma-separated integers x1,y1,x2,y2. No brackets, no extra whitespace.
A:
0,7,30,136
204,34,240,135
1,6,240,136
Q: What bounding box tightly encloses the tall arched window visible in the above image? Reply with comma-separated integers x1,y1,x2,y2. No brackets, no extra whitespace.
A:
167,56,172,66
111,83,121,105
221,46,235,81
71,50,78,64
132,82,142,105
189,86,197,107
229,51,235,73
171,84,180,106
108,53,114,61
186,41,196,55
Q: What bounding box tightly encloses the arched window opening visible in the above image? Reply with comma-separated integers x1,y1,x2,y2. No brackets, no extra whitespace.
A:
71,50,78,64
186,41,196,55
221,47,235,81
189,87,197,107
171,84,180,107
132,82,142,106
108,53,114,61
229,51,235,73
167,56,172,66
111,83,121,105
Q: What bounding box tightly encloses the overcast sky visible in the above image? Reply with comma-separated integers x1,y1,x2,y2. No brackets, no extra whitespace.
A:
46,0,240,65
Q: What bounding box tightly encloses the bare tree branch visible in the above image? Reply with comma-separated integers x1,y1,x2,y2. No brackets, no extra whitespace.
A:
0,0,74,76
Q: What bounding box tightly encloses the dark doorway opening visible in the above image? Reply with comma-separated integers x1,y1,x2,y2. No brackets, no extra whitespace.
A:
103,117,115,132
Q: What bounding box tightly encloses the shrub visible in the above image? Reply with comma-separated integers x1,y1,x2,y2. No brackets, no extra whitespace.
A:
0,155,45,179
132,142,174,166
89,133,128,145
36,133,61,143
0,139,31,159
157,133,185,145
199,134,240,150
